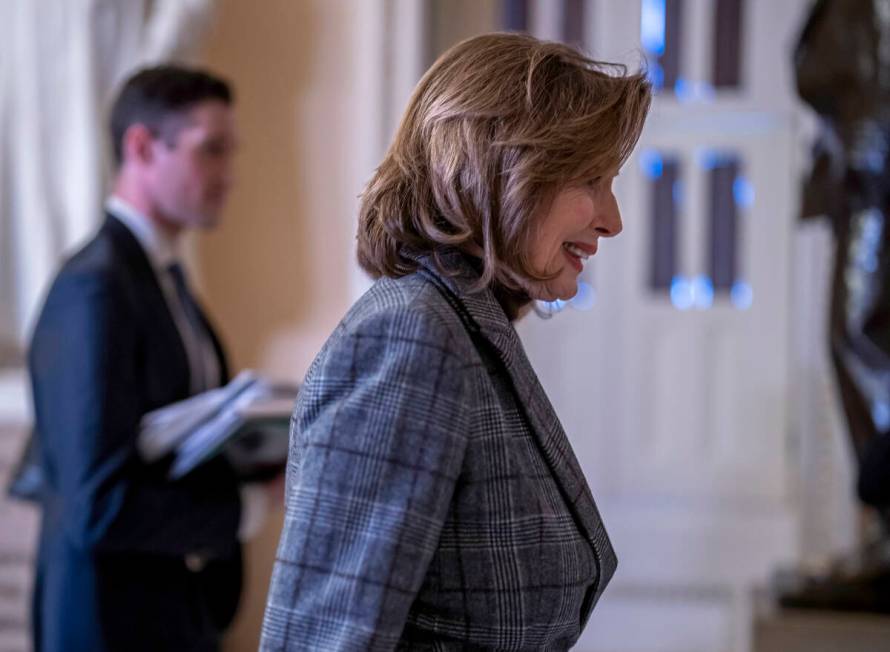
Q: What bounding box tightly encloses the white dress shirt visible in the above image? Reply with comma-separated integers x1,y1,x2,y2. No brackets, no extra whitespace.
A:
106,196,220,393
106,196,266,541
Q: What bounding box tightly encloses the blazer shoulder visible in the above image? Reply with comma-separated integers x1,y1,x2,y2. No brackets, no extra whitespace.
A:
339,274,475,357
63,222,128,276
38,225,135,320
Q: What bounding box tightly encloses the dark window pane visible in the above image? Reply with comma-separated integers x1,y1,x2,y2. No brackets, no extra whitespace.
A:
563,0,586,48
662,0,683,89
708,156,740,291
640,0,683,91
649,155,680,290
713,0,744,88
503,0,529,32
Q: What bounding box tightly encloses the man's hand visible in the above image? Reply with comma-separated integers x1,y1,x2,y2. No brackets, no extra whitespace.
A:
238,471,284,541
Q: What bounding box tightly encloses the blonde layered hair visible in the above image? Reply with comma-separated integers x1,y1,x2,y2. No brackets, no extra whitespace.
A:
357,32,651,301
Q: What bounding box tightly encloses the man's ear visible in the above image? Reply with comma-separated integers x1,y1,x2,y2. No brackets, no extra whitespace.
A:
121,123,155,167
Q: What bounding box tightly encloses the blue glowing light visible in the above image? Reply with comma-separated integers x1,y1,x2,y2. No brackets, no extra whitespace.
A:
873,401,890,431
856,211,883,272
866,149,885,173
672,179,683,206
692,274,714,309
733,177,755,208
697,82,716,101
670,275,694,310
641,0,666,55
640,150,664,179
648,63,665,90
674,77,691,101
570,280,596,311
698,149,722,170
731,281,753,310
674,79,715,103
536,298,568,318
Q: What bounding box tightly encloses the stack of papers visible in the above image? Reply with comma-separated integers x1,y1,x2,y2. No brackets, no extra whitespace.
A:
138,371,299,480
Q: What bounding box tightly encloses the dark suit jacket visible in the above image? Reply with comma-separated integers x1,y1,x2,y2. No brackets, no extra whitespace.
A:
261,251,615,651
29,215,243,652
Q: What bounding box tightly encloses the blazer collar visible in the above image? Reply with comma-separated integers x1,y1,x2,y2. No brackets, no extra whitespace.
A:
106,196,181,270
103,213,193,397
414,250,617,601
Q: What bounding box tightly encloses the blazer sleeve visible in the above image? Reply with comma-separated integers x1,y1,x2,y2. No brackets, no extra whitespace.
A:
261,307,470,651
29,271,240,558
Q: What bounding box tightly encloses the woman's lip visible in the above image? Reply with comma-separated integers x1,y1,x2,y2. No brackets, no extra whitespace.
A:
562,247,584,272
567,241,598,255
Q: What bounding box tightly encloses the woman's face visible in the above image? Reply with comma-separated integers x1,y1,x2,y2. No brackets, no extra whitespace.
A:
524,175,622,301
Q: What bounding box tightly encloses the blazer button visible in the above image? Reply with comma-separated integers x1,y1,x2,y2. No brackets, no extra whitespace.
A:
185,553,208,573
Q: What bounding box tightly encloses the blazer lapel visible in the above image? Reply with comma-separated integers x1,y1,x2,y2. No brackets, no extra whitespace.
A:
103,214,192,398
416,252,617,601
195,303,230,385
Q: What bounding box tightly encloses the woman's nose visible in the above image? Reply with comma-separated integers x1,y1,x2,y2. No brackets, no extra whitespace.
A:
594,197,622,238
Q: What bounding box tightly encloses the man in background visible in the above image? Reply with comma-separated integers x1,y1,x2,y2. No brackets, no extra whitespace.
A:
29,65,267,651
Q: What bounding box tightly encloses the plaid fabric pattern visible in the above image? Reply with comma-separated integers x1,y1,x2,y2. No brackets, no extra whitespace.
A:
261,254,616,651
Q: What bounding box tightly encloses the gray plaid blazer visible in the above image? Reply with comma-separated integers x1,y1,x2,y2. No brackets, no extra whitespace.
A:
261,252,616,651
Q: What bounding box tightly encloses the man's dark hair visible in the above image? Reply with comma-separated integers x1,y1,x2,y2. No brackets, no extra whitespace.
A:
109,64,233,167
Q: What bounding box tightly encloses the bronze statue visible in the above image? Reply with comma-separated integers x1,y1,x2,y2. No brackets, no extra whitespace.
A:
783,0,890,612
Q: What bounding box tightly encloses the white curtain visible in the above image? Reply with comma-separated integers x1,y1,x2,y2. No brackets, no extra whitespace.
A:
0,0,216,357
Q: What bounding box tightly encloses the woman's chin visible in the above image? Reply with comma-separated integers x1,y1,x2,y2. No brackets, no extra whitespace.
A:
528,283,577,303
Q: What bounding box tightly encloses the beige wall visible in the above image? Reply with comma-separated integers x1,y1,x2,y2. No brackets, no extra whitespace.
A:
198,0,363,382
427,0,499,64
194,1,367,649
190,4,505,647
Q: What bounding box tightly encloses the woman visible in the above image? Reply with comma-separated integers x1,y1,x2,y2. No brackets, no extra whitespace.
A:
262,33,650,650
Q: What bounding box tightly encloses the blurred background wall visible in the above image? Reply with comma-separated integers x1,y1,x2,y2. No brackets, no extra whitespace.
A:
197,1,372,648
0,1,868,651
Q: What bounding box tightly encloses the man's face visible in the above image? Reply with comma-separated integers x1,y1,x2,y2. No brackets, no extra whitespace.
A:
146,100,238,231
